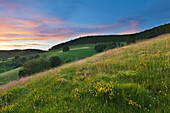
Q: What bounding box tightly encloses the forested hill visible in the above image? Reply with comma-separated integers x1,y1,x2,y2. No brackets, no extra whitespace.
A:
0,49,45,60
50,23,170,50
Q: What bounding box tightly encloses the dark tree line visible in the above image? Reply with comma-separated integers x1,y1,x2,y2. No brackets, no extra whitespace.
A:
19,56,62,77
127,35,136,45
95,44,106,52
50,23,170,50
63,46,70,52
0,55,41,74
0,49,44,60
95,42,124,52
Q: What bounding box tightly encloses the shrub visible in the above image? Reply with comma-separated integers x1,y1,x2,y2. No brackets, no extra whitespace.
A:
105,42,116,50
21,57,27,63
65,59,72,63
127,35,136,45
18,70,25,77
63,46,69,52
14,56,20,60
42,55,47,59
29,56,34,60
95,44,106,52
50,56,62,68
19,59,51,77
118,43,121,47
34,55,40,59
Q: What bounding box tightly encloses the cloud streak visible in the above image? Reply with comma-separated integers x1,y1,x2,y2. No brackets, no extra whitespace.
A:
0,0,169,50
0,0,144,50
0,0,19,11
120,19,142,34
0,15,143,50
2,44,40,48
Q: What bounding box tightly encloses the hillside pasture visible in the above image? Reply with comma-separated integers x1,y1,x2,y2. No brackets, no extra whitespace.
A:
0,68,20,85
0,34,169,112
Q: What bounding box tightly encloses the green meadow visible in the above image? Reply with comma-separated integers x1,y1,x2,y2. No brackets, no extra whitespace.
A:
38,42,126,61
0,34,169,112
0,68,20,85
0,44,96,75
0,42,124,83
39,44,98,61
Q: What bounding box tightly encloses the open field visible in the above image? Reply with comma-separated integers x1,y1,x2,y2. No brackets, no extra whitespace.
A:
33,42,126,62
39,43,98,61
0,34,169,112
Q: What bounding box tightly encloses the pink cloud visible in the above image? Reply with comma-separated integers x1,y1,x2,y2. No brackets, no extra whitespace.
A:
0,16,71,42
120,19,140,34
0,9,143,50
0,0,19,11
42,18,67,25
0,44,41,50
5,43,40,48
89,23,120,29
0,39,10,41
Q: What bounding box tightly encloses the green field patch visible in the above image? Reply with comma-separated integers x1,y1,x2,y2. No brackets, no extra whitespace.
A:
0,68,20,85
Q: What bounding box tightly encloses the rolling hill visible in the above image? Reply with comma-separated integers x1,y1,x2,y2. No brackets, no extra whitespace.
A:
0,44,98,74
0,49,45,60
50,23,170,50
0,34,169,112
1,23,169,75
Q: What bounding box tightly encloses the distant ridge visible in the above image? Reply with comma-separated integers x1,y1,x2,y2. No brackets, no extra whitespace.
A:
0,49,45,59
0,49,45,52
50,23,170,50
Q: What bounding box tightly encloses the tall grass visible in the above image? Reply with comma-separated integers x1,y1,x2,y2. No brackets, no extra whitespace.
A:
0,34,169,113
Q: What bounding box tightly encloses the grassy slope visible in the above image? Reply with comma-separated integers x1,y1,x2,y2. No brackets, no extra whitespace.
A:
0,42,126,74
0,68,20,85
39,44,98,61
0,62,15,74
0,44,96,74
0,34,169,112
0,44,97,85
35,42,125,62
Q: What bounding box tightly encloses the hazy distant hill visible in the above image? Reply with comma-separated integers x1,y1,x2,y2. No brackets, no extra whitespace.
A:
50,23,170,50
0,49,45,60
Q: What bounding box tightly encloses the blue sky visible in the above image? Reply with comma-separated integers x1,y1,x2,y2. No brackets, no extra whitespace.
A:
0,0,169,50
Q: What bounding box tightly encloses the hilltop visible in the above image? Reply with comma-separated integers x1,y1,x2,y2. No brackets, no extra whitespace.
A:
0,34,169,112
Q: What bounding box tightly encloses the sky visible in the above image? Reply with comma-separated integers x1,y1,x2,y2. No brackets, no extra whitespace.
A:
0,0,170,50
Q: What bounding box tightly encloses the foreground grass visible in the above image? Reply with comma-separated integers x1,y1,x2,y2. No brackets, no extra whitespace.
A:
0,68,20,85
0,34,169,113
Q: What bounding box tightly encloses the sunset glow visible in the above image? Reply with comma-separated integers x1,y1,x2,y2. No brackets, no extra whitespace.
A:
0,0,169,50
